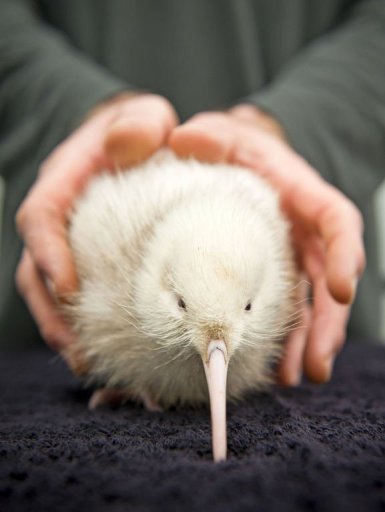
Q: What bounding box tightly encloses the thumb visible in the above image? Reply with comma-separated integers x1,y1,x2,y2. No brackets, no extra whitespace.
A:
104,94,179,167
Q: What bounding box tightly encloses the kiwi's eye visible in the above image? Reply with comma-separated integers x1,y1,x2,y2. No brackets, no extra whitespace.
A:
178,297,187,310
245,302,252,311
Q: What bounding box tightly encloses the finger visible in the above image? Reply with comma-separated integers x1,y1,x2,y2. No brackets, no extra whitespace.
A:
17,94,177,303
229,104,287,140
37,95,177,198
278,303,311,386
314,195,365,304
105,94,179,167
15,249,75,351
277,279,311,386
16,196,78,298
304,295,349,384
169,112,235,162
303,246,350,383
234,148,366,305
15,109,119,296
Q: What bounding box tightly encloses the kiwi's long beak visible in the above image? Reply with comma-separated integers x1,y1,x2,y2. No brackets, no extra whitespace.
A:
202,340,228,462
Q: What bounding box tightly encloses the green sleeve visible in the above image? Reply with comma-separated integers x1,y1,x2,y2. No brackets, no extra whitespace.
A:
0,0,129,345
0,0,128,180
247,0,385,203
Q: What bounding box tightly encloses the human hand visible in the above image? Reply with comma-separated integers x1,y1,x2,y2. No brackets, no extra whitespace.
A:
168,105,365,385
16,93,178,368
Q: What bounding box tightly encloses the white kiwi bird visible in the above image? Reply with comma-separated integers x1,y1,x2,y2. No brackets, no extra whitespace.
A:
66,150,300,462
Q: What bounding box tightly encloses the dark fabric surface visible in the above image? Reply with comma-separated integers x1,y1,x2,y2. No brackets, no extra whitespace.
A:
0,341,384,512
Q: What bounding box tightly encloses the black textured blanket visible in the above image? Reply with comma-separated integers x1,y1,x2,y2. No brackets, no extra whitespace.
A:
0,342,384,512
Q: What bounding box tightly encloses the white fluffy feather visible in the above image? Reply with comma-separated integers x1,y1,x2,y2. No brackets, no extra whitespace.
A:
67,150,299,408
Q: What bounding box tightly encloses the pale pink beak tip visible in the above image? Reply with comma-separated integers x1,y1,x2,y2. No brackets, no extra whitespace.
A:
203,340,228,462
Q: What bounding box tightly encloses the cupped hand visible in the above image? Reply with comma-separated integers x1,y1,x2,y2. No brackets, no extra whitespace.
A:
169,105,366,386
15,93,178,364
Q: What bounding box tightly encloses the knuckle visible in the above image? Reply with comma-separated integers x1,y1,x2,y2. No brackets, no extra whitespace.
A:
148,93,172,110
334,195,353,218
38,159,50,177
16,197,46,236
15,258,27,295
339,195,363,227
153,95,178,124
15,203,29,234
138,93,176,118
341,201,366,272
345,199,363,226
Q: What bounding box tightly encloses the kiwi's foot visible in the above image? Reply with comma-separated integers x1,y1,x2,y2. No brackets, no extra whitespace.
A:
88,388,163,412
141,393,163,412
